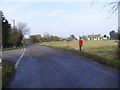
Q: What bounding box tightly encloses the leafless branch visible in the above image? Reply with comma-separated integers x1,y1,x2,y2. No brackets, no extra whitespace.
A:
16,23,30,35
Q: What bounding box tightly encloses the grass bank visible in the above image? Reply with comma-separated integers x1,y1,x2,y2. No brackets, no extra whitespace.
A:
0,66,2,89
2,60,15,88
38,40,120,70
1,46,25,51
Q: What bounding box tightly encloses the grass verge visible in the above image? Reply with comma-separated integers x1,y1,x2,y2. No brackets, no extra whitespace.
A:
39,40,117,60
43,45,120,70
2,60,15,88
1,46,25,51
0,66,2,89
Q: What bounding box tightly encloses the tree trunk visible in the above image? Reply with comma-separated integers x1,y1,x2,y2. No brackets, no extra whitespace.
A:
118,34,120,59
118,41,120,59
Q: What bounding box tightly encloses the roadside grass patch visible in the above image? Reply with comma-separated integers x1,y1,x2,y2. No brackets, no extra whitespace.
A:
39,40,118,60
0,66,2,89
1,46,25,51
48,46,120,69
2,60,15,88
38,40,120,70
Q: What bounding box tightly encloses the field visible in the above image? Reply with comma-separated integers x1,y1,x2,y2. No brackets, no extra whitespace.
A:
0,67,1,89
2,60,14,88
40,40,118,61
0,46,25,51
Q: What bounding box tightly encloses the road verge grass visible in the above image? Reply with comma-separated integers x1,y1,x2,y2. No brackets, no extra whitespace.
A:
1,46,25,51
2,60,15,88
40,44,120,70
0,66,2,89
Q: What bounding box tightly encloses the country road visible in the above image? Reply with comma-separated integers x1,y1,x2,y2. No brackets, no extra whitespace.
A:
2,44,119,88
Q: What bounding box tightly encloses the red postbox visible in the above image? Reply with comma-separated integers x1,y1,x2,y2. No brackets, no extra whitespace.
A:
79,40,83,46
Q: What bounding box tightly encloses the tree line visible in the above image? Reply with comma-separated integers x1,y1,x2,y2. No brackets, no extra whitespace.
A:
93,0,120,59
109,30,120,58
0,11,30,48
29,33,61,43
109,30,119,40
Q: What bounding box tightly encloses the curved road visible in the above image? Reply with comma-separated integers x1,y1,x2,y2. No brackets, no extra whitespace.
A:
3,44,119,88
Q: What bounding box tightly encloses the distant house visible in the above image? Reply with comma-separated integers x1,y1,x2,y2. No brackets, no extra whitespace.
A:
82,35,88,41
119,30,120,33
60,37,69,41
118,27,120,33
60,38,68,41
82,34,103,41
69,35,77,41
60,35,77,41
88,34,103,40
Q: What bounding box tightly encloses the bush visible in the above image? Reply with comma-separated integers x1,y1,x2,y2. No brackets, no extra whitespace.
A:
2,60,14,88
46,45,120,70
118,34,120,59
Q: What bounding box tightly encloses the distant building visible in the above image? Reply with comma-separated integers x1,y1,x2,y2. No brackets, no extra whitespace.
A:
60,35,77,41
118,27,120,33
60,38,68,41
82,34,103,41
82,35,88,41
69,35,77,41
88,34,103,40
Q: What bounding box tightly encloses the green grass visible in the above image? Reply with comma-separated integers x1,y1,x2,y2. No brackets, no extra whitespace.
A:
2,60,14,88
38,40,120,70
39,40,118,60
0,67,2,89
1,46,25,51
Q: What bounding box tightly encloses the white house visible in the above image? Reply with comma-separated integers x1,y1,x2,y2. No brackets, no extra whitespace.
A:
82,34,104,41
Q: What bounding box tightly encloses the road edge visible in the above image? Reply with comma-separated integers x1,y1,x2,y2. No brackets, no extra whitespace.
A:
14,48,26,69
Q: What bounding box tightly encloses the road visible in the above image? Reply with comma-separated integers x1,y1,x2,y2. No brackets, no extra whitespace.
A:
2,44,119,88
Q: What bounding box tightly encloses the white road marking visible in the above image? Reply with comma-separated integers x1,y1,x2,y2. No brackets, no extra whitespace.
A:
15,48,26,69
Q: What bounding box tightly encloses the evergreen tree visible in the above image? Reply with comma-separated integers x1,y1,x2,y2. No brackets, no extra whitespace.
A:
1,11,11,48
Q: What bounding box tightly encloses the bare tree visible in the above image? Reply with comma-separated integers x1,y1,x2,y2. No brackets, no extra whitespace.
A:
92,0,120,59
9,28,23,48
17,23,30,35
43,32,50,37
92,0,119,14
8,22,30,48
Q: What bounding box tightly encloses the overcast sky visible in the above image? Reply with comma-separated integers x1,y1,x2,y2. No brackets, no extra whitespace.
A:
0,0,118,38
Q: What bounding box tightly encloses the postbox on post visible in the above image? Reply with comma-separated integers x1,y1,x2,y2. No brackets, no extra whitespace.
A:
79,40,83,46
79,36,83,51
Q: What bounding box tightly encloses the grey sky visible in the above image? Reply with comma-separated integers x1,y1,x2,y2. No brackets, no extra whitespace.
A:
0,1,118,38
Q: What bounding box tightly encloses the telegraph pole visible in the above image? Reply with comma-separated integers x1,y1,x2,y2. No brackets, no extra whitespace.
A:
13,20,15,30
79,36,81,51
67,40,68,47
79,36,83,51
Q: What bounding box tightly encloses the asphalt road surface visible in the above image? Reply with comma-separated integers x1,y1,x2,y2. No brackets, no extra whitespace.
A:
2,44,119,88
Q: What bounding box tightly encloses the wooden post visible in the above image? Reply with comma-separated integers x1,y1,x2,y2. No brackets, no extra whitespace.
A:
79,36,82,51
79,46,81,51
79,36,80,51
13,20,15,30
67,40,69,47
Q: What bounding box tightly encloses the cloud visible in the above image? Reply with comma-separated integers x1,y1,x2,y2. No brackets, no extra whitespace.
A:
16,9,64,24
1,2,64,24
30,10,117,37
1,5,27,24
0,0,90,2
1,2,117,38
45,9,64,16
0,0,113,2
25,9,64,17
